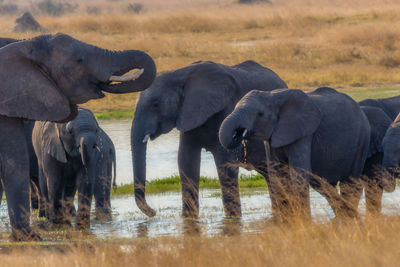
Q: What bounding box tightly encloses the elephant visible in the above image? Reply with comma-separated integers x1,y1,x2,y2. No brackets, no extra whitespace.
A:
359,106,393,215
0,33,156,241
131,60,287,219
219,87,371,220
93,127,116,219
33,107,110,228
358,96,400,215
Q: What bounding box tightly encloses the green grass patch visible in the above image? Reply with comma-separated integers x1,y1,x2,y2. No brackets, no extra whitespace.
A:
94,110,133,120
111,174,266,196
340,87,400,101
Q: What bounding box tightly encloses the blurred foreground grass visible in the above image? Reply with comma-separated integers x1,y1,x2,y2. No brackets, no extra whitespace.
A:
2,216,400,267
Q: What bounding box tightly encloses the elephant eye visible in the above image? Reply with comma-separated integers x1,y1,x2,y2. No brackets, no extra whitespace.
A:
257,112,264,117
77,57,84,63
152,102,159,108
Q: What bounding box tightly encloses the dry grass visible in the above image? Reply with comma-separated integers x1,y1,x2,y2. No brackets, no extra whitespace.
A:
0,0,399,111
2,216,400,266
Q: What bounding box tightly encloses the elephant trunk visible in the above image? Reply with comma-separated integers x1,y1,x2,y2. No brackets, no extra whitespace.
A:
219,111,251,150
101,50,156,94
131,116,156,217
381,159,397,193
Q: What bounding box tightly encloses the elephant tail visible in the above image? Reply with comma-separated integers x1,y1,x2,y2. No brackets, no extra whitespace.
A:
112,149,117,191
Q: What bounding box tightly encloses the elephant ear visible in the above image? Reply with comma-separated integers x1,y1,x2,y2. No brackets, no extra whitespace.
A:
42,122,67,163
361,106,392,158
176,64,239,132
0,36,73,122
271,89,322,148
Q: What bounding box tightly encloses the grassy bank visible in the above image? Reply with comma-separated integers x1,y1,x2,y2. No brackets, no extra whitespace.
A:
0,0,400,113
2,216,400,266
111,174,266,195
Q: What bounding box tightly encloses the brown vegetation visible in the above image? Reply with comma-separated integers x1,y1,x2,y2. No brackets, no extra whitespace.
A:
2,216,400,266
0,0,399,111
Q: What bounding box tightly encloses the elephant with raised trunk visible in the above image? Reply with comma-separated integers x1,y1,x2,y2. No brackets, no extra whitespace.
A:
0,33,156,241
131,60,287,219
219,87,370,220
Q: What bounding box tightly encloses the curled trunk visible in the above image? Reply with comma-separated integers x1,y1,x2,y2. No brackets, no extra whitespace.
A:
219,112,250,150
101,50,156,94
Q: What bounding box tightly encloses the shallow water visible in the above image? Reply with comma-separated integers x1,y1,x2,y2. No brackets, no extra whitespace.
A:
99,119,254,185
2,188,400,239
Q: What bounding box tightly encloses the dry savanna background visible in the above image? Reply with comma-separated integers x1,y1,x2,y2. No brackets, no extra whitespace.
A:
2,0,400,266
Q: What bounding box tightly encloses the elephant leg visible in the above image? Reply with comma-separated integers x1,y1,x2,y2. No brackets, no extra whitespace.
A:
63,181,77,225
339,178,362,218
256,165,281,218
30,176,40,210
364,180,383,216
76,170,93,229
0,179,3,206
267,161,295,221
38,167,48,218
212,147,241,218
47,172,66,225
0,118,40,241
311,179,344,218
94,172,111,219
178,132,201,218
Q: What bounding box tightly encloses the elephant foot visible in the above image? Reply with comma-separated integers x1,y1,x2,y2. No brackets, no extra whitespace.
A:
76,216,90,230
9,230,42,242
181,209,199,220
95,208,112,222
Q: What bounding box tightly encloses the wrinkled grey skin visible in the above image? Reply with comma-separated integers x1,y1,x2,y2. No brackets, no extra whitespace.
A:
219,88,370,220
0,34,156,241
94,128,116,218
358,96,400,214
131,60,287,218
0,121,40,209
33,108,100,228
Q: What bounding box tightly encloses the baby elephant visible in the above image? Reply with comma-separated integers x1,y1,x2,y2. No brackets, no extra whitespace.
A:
33,107,102,228
219,87,370,220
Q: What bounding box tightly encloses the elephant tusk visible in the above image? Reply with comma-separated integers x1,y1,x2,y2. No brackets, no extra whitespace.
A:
109,69,144,82
95,145,100,152
142,134,150,143
242,129,248,138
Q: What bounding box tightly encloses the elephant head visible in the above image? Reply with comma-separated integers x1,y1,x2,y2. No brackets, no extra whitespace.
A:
0,33,156,122
131,61,242,217
219,89,321,150
381,114,400,192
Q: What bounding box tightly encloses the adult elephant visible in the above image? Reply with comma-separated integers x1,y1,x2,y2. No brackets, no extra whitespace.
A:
359,106,393,215
0,33,156,241
219,87,370,220
131,60,287,218
358,95,400,215
94,127,116,219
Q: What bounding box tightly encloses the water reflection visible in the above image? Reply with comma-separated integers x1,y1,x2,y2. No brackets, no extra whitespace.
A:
98,120,254,185
1,188,400,239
